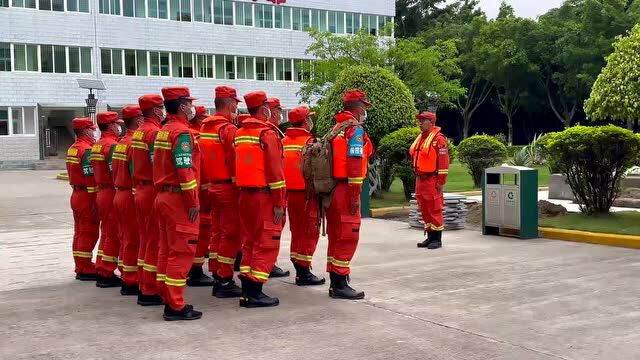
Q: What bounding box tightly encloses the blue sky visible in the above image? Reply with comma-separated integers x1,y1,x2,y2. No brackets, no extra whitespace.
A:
477,0,564,18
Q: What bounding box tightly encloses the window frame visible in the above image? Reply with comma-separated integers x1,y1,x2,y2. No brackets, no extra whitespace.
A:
0,106,37,137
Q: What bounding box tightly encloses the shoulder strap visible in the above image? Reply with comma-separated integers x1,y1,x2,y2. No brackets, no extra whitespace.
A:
323,119,361,142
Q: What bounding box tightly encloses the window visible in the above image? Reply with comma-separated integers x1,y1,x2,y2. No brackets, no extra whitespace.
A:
328,11,345,33
235,2,252,26
292,7,309,31
294,59,311,82
236,56,254,80
172,52,194,77
13,44,38,72
194,0,211,22
99,0,120,15
381,16,393,36
12,0,37,8
0,43,11,71
170,0,179,20
196,54,213,78
40,45,66,73
302,8,310,30
101,48,123,75
69,47,91,73
170,0,190,21
311,9,327,31
38,0,63,11
255,4,273,28
136,50,147,76
213,0,232,25
150,51,170,76
346,12,361,34
275,58,292,81
124,49,136,75
0,107,37,136
0,0,7,6
255,57,274,81
67,0,89,12
123,0,145,17
148,0,168,19
274,6,290,29
366,15,378,36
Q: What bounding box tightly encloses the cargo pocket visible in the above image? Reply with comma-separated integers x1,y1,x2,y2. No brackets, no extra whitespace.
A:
175,222,199,253
340,215,361,242
260,221,282,249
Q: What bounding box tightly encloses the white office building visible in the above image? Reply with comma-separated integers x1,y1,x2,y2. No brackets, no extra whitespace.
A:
0,0,394,166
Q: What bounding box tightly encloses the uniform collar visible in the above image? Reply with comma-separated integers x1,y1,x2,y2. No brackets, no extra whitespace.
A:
100,131,119,141
422,126,441,136
78,135,95,145
166,113,189,126
144,116,161,128
285,127,311,137
335,111,359,123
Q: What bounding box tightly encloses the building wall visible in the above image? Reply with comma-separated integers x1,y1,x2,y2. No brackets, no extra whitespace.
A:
0,136,40,161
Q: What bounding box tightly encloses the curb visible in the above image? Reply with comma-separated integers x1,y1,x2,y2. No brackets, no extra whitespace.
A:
56,172,69,181
455,187,549,196
370,206,410,218
539,227,640,249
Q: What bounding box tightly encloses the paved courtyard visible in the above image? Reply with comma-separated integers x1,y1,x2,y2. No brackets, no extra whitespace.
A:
1,170,640,359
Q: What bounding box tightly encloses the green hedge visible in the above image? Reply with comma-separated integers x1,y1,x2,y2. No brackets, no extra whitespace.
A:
457,135,508,187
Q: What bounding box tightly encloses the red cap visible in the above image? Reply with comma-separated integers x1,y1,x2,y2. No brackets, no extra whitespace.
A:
237,114,251,124
267,97,282,110
161,86,197,101
97,111,124,125
244,91,268,110
72,117,96,130
215,86,242,102
195,105,207,117
138,94,164,111
122,105,142,120
343,89,372,106
288,106,315,124
416,111,436,123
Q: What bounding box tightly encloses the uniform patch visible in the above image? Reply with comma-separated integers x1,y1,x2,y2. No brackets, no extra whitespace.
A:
133,131,144,140
432,141,438,147
67,148,78,156
115,144,127,153
91,144,102,153
348,127,364,158
439,148,448,155
82,151,94,176
173,133,193,169
156,131,169,141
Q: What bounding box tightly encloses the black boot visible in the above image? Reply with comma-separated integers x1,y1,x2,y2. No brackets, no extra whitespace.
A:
212,277,243,298
417,231,432,248
294,263,325,286
120,283,139,296
163,304,202,321
96,274,121,288
427,231,442,249
233,251,242,272
240,279,279,308
187,266,215,287
75,272,98,281
137,293,164,306
329,273,365,300
270,264,290,278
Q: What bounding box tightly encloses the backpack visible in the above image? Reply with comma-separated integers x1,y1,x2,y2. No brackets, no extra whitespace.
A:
301,119,360,197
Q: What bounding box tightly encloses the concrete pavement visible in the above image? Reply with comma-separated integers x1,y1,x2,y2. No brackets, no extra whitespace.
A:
1,170,640,359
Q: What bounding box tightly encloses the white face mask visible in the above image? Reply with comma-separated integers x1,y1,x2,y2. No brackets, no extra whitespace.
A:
361,110,368,122
160,108,167,120
265,108,272,121
93,129,101,141
187,105,196,121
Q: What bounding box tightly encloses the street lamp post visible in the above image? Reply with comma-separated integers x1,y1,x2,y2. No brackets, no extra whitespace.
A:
77,78,106,126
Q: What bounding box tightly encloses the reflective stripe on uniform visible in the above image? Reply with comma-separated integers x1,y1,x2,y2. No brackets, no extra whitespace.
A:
200,133,220,140
180,179,198,191
235,136,261,145
192,257,205,265
143,264,157,272
101,255,118,263
165,277,187,287
154,141,171,150
283,145,303,151
73,251,93,258
209,252,218,260
137,259,145,266
330,258,350,268
251,270,270,281
156,273,166,282
87,186,97,193
217,255,235,265
130,141,148,150
111,153,128,161
268,180,286,190
122,264,138,272
292,252,313,262
348,177,364,185
66,157,80,164
239,266,251,274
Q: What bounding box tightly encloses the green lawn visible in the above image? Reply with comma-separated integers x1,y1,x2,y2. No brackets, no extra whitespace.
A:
370,162,550,209
540,211,640,236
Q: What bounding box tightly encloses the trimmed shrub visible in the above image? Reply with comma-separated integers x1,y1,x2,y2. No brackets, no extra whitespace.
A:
316,66,416,144
379,127,421,200
457,135,508,187
547,125,640,214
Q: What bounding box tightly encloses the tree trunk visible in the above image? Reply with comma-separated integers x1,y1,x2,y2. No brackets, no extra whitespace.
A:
506,114,513,146
368,156,383,198
463,113,471,139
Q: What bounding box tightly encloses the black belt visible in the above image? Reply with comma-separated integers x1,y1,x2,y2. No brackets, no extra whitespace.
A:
160,186,182,193
417,172,438,180
210,179,233,184
72,185,88,191
116,186,132,191
239,187,269,193
97,184,114,190
136,180,154,186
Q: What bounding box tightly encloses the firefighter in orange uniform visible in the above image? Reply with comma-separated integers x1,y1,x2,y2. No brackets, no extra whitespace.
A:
235,90,286,308
200,86,244,298
283,106,325,286
66,118,100,281
112,106,144,295
153,86,202,321
326,89,373,300
185,104,215,287
131,94,165,307
410,112,449,249
91,111,124,288
265,97,290,279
